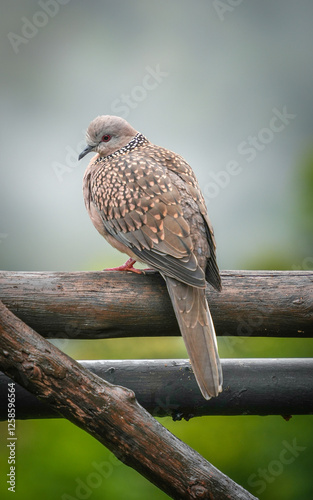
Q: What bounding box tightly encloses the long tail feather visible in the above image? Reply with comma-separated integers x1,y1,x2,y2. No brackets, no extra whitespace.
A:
164,276,222,399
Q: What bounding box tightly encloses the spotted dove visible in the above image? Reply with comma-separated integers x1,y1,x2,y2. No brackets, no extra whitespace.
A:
78,115,222,399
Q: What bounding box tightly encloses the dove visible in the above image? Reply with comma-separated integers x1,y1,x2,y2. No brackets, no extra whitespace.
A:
79,115,222,398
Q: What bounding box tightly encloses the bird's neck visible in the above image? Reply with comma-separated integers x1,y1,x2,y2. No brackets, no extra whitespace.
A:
95,133,149,164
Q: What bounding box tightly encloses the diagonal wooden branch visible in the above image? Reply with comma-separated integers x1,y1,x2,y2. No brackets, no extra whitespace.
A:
0,301,258,500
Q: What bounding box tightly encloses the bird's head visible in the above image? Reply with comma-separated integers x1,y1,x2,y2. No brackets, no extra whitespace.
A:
78,115,137,160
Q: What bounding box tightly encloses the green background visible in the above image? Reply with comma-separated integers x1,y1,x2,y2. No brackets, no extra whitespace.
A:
1,1,313,499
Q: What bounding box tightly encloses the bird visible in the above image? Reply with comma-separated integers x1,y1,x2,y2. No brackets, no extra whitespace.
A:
78,115,222,399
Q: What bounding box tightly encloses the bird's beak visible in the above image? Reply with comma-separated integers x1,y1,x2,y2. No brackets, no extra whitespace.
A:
78,145,94,161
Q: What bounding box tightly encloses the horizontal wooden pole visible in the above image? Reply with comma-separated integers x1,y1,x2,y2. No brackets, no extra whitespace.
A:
0,270,312,338
1,358,312,420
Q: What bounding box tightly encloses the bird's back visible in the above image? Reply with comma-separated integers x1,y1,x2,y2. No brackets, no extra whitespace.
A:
85,139,221,290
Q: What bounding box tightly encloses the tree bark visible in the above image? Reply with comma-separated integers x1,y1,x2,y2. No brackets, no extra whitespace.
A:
0,270,312,339
0,301,258,500
1,358,312,421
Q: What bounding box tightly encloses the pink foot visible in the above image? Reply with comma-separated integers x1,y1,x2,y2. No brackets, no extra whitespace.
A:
104,258,143,274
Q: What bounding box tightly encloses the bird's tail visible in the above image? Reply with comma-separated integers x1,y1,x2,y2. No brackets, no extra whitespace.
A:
164,276,222,399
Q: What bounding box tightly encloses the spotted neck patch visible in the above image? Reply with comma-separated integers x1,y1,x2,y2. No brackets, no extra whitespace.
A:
94,133,149,164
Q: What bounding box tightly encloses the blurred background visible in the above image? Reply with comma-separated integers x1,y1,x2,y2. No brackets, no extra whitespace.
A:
0,0,313,499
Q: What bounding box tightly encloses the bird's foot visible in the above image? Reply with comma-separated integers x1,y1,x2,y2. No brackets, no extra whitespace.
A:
103,258,143,274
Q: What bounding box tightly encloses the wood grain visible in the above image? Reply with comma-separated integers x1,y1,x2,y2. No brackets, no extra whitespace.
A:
0,270,312,338
0,301,257,500
1,358,312,421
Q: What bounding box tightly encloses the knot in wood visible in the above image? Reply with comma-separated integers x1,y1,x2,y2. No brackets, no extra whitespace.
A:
292,297,304,305
188,481,211,499
114,385,136,401
23,362,42,380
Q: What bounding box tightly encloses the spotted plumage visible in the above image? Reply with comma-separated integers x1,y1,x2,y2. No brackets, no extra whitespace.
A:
79,115,222,398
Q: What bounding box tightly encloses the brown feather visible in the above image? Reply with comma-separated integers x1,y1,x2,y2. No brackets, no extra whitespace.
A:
164,276,222,398
81,115,223,398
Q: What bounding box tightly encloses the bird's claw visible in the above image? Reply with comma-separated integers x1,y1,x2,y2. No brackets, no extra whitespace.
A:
103,258,143,274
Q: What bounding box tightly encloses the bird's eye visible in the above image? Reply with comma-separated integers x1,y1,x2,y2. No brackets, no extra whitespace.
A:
101,134,111,142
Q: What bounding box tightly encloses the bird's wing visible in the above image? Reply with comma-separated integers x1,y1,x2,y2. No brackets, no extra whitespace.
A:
90,151,205,288
160,148,222,291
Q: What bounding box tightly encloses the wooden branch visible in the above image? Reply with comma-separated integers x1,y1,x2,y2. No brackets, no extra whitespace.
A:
1,358,312,421
0,301,257,500
0,270,312,338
